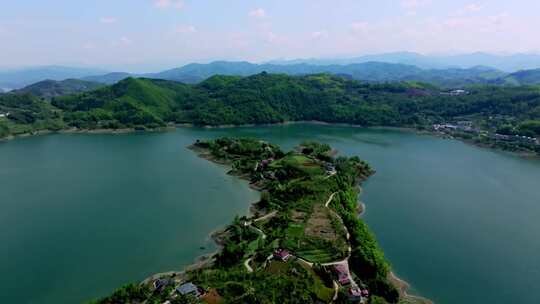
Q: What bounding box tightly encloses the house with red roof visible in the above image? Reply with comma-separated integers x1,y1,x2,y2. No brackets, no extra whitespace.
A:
333,264,351,285
273,249,291,261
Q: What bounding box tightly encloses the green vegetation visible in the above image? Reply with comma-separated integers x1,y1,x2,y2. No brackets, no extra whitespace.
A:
14,79,104,99
2,73,538,155
191,138,394,303
0,93,65,137
91,137,416,304
190,138,399,303
89,284,151,304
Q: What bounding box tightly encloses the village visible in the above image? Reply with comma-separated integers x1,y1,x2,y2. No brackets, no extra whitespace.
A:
145,242,370,304
432,120,539,146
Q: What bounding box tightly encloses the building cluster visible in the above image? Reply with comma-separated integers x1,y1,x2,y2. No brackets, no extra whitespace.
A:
492,133,539,144
152,279,204,303
433,120,539,146
433,120,480,134
0,111,10,118
269,248,370,303
329,263,369,303
440,89,469,96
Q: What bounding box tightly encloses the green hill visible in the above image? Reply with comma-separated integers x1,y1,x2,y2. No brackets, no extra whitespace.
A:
52,78,190,129
46,73,540,129
0,93,64,137
2,73,540,153
81,72,132,84
0,66,107,89
15,79,104,99
496,69,540,86
147,61,504,88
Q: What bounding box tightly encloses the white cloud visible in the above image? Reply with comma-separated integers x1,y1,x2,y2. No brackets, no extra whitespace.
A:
350,21,369,33
82,42,97,50
489,12,509,26
100,17,117,24
175,25,196,34
155,0,184,9
120,37,132,43
401,0,431,15
464,3,483,13
265,31,278,43
401,0,430,9
116,36,133,47
311,30,328,40
249,8,266,19
454,3,483,16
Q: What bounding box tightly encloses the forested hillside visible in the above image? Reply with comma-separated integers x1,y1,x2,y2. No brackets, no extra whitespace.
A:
49,73,540,129
2,73,540,151
14,79,104,99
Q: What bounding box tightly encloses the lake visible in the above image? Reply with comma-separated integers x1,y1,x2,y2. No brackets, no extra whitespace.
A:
1,124,540,303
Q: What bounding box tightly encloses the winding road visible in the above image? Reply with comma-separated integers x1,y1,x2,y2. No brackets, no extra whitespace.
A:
242,192,362,302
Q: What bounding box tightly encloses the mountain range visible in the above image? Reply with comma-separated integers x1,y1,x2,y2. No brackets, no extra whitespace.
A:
3,52,540,94
48,62,540,90
268,52,540,72
0,66,107,91
13,79,105,99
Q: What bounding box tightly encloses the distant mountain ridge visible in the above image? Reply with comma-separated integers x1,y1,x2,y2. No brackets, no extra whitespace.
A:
81,72,132,85
14,79,104,99
81,61,505,88
0,66,107,90
5,54,540,92
268,52,540,72
495,69,540,86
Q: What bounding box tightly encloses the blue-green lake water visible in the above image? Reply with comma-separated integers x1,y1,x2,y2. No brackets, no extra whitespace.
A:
1,124,540,303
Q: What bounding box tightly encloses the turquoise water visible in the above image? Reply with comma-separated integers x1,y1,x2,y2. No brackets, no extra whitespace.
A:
0,132,259,303
1,124,540,303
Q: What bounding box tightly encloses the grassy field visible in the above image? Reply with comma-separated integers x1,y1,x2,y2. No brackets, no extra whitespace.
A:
269,153,325,176
295,249,340,263
265,260,334,303
285,224,304,238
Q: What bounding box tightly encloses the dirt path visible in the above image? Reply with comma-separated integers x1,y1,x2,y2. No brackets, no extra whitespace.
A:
325,192,337,207
244,258,254,273
242,211,278,272
253,210,277,223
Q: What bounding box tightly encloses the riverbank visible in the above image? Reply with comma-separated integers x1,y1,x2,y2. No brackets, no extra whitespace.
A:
2,120,537,158
416,129,540,159
0,126,176,142
388,272,433,304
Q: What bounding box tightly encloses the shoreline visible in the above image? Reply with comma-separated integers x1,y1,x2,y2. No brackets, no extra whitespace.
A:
415,129,540,159
388,271,434,304
1,121,536,159
178,120,416,131
358,201,366,217
356,190,428,303
141,143,431,304
139,145,264,286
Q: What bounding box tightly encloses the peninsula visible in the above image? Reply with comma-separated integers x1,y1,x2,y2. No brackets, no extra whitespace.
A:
93,137,430,304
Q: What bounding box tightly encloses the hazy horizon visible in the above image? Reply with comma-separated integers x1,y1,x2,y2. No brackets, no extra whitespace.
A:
2,1,540,72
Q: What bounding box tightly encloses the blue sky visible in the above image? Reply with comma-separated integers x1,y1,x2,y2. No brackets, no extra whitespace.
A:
1,0,539,72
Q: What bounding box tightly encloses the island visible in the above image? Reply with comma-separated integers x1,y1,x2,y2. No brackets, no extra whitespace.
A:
92,137,431,304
